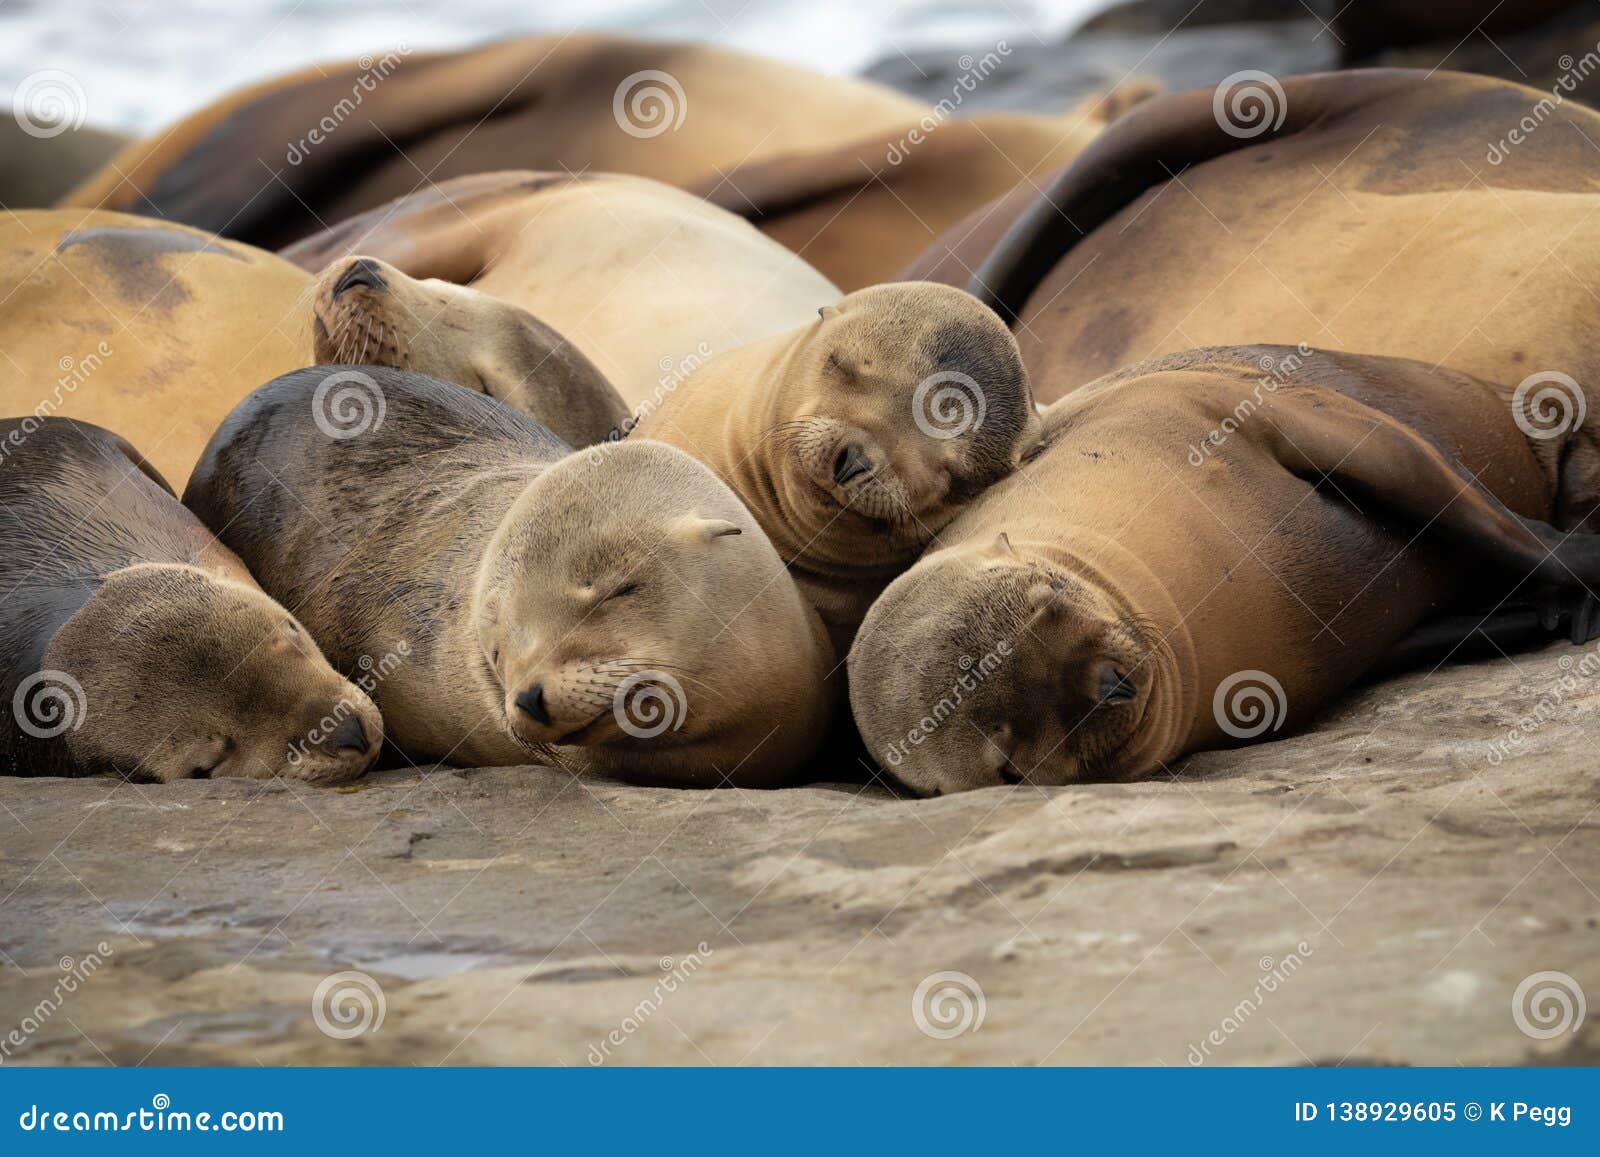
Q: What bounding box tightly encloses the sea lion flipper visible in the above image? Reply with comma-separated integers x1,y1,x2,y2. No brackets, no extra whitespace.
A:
1253,382,1600,590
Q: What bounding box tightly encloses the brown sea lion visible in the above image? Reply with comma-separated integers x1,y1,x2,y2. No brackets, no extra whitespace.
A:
281,171,838,410
183,367,836,787
695,80,1162,290
0,210,626,485
848,345,1600,795
627,281,1035,647
904,68,1600,475
62,34,929,251
0,417,381,783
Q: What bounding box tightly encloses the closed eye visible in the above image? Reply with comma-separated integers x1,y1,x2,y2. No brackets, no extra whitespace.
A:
607,582,639,601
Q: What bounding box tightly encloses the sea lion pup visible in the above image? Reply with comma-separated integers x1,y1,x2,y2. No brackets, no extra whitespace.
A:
63,34,928,250
184,367,836,787
849,345,1600,796
628,282,1035,647
282,172,838,410
902,69,1600,417
0,210,627,486
0,418,381,784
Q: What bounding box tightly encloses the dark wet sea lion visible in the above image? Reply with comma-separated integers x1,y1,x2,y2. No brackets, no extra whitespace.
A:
184,367,836,787
849,345,1600,795
0,417,381,783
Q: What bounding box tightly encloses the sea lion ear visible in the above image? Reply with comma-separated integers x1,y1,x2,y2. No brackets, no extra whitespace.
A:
992,531,1016,556
817,304,839,322
672,516,744,543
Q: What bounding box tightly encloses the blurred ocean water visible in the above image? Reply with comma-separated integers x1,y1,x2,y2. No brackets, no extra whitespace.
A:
0,0,1108,134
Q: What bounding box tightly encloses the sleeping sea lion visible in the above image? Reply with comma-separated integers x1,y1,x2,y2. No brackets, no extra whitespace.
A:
62,34,929,251
905,68,1600,464
848,345,1600,795
281,171,838,410
0,210,626,484
183,367,836,787
627,281,1035,647
0,417,381,783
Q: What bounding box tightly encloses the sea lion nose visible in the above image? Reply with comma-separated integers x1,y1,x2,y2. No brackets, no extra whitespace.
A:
515,683,551,724
333,258,387,298
332,714,370,754
832,442,873,485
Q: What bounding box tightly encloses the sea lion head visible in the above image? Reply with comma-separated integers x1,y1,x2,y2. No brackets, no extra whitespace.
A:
768,282,1032,553
40,563,383,784
470,439,832,782
849,534,1186,795
310,255,629,446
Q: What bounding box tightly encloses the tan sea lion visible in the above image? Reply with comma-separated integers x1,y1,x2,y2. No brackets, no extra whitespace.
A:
183,367,836,787
627,281,1035,647
62,34,929,251
849,345,1600,795
0,417,381,783
694,80,1162,290
906,68,1600,459
281,171,838,410
0,210,626,485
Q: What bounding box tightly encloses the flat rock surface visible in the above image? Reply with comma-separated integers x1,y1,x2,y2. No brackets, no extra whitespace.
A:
1,642,1596,1066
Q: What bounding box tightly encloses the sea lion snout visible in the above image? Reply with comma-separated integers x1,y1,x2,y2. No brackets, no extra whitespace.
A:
332,257,388,297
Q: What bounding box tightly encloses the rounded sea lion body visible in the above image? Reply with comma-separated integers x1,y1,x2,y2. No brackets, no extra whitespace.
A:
282,171,837,410
184,368,836,786
0,210,626,485
0,418,381,783
627,281,1036,647
849,345,1600,795
64,34,929,251
910,70,1600,487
